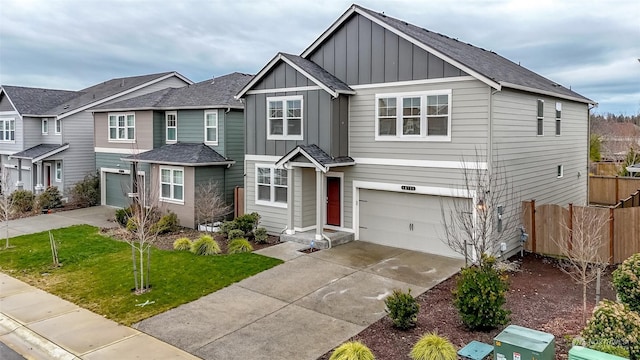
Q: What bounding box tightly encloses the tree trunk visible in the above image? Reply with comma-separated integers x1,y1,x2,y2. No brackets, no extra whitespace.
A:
582,284,587,324
131,245,138,291
139,247,145,290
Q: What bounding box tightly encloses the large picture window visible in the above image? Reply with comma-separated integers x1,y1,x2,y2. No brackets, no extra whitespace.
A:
267,96,303,140
160,166,184,203
375,90,451,141
166,111,177,143
0,118,15,141
108,113,135,141
204,110,218,145
256,165,287,207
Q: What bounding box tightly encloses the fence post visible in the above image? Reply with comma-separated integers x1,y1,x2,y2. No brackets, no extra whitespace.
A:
609,207,614,264
531,199,536,253
615,175,619,205
568,203,573,251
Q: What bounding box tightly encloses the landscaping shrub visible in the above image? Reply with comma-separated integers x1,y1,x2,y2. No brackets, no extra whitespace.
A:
588,343,630,358
219,220,238,236
384,288,419,330
190,235,221,255
453,255,510,330
125,218,138,232
329,341,375,360
228,229,245,240
234,212,261,234
115,207,133,227
228,238,253,254
10,189,35,213
151,211,179,234
581,299,640,358
37,186,63,210
254,227,268,244
410,332,457,360
69,171,100,207
612,253,640,313
173,237,192,251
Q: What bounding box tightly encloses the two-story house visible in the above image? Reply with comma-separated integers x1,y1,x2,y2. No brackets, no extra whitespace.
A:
0,72,191,197
91,72,252,228
236,4,594,259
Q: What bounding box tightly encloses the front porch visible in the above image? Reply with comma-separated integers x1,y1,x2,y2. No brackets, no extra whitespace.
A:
280,228,354,249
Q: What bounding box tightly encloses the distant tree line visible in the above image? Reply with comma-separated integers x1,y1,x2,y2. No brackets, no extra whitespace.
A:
591,113,640,125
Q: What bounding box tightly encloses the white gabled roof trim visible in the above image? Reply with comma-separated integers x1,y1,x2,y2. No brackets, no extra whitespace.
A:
0,88,23,121
89,105,243,113
276,147,328,173
499,81,595,105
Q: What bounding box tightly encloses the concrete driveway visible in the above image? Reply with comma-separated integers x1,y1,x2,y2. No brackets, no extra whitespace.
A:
135,241,464,360
4,206,116,238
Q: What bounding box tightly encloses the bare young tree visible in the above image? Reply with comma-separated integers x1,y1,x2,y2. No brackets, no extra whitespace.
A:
553,206,609,323
194,179,232,233
440,150,517,267
0,169,16,249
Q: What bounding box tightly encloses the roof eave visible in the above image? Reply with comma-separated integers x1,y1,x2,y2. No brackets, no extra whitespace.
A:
10,144,70,162
236,54,282,99
89,105,244,113
499,81,595,105
122,158,235,167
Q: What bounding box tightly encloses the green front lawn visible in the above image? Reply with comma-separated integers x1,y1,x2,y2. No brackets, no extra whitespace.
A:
0,225,282,325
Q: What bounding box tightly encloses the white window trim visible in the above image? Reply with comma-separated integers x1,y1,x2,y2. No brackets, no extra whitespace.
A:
266,95,304,141
204,110,218,145
42,119,49,135
557,165,564,178
55,118,61,135
166,111,177,143
254,163,288,208
0,118,15,143
536,99,544,136
374,90,452,142
555,102,562,136
108,112,136,143
55,161,62,182
159,165,185,205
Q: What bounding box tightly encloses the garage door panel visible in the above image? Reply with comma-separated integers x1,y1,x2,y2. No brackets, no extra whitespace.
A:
105,172,129,208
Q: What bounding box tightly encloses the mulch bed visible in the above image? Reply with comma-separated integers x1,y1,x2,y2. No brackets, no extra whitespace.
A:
318,253,617,360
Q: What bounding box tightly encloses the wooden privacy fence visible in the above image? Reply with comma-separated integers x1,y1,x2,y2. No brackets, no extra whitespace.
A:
589,175,640,206
522,200,640,264
234,186,244,218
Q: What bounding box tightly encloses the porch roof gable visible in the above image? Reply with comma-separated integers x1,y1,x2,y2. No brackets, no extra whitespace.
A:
275,144,355,173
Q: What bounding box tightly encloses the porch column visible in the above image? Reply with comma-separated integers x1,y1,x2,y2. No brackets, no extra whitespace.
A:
315,168,324,241
286,166,295,235
15,159,23,190
35,161,44,193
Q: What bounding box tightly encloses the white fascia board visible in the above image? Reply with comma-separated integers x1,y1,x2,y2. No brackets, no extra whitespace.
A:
32,144,70,162
0,89,23,120
353,157,487,170
301,5,358,58
235,54,283,99
88,105,243,113
94,147,151,154
500,81,595,105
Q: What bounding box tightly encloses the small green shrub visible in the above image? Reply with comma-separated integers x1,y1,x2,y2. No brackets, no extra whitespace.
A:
10,189,35,213
234,212,261,233
151,212,179,234
228,229,245,240
329,341,375,360
190,235,221,255
385,289,419,330
125,218,138,232
69,171,100,207
410,332,457,360
115,207,133,227
254,227,268,244
37,186,63,210
589,343,630,358
612,253,640,313
219,220,238,236
228,238,253,254
582,299,640,358
173,237,192,251
453,255,510,330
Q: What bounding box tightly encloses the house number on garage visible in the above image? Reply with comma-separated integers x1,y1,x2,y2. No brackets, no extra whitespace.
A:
401,185,416,191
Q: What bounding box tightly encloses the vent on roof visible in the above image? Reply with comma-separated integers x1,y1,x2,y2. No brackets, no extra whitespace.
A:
121,79,125,87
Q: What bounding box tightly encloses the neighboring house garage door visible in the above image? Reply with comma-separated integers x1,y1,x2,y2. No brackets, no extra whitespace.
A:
358,189,466,259
105,172,130,208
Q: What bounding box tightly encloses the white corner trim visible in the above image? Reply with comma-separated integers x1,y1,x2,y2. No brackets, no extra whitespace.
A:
95,147,151,154
353,157,487,170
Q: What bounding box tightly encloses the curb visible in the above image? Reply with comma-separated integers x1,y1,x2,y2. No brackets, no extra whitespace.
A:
0,314,75,360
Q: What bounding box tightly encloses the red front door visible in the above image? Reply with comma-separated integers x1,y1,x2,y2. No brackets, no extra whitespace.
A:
327,177,340,226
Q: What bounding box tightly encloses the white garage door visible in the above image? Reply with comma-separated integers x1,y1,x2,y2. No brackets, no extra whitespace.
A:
358,189,466,258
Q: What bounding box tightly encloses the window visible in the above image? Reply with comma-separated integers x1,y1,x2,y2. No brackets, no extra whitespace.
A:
166,111,177,143
267,96,303,140
204,111,218,144
555,102,562,136
42,119,49,134
160,167,184,203
0,118,15,141
55,119,61,134
376,90,451,141
55,161,62,182
108,113,135,141
537,99,544,136
256,165,287,207
557,165,564,178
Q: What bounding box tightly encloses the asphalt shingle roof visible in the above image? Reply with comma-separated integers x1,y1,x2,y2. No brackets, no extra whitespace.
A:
280,53,354,94
10,143,69,160
297,144,354,166
123,143,233,166
0,86,78,115
91,72,253,111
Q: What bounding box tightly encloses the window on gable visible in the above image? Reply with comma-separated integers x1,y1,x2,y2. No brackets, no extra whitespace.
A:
160,166,184,203
166,111,177,143
0,118,15,142
204,110,218,145
256,165,287,207
376,91,451,141
55,161,62,182
55,119,61,134
108,113,135,141
267,96,303,140
42,119,49,134
537,99,544,136
555,102,562,136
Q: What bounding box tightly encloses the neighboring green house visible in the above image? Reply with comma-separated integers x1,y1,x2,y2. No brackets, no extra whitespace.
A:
91,72,252,228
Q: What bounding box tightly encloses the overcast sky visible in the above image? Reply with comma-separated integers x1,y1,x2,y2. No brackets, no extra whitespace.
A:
1,0,638,115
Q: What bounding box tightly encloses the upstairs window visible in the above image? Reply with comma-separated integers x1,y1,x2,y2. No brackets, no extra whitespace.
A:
166,111,177,143
376,90,451,141
160,166,184,203
108,113,135,141
256,165,287,207
555,102,562,136
42,119,49,134
55,119,61,134
537,99,544,136
267,96,303,140
0,119,15,141
204,110,218,145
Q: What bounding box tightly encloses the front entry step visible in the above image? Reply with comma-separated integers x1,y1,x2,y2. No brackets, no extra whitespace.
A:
280,230,354,249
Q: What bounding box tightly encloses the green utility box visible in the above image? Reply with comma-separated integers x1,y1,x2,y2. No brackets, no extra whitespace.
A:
494,325,555,360
568,346,628,360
